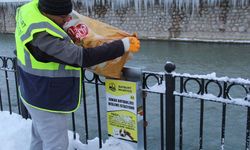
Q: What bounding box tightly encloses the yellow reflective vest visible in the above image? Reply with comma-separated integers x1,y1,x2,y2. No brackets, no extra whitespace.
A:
15,0,82,113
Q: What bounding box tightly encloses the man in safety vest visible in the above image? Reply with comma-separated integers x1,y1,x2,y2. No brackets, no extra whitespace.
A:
15,0,140,149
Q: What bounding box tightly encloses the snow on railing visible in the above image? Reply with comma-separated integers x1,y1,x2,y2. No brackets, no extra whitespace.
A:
173,72,250,85
143,71,250,107
174,92,250,107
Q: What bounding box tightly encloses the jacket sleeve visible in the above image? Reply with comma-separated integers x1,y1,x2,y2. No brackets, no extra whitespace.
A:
26,32,125,68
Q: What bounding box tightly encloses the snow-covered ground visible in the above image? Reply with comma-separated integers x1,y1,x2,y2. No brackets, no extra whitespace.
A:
0,111,134,150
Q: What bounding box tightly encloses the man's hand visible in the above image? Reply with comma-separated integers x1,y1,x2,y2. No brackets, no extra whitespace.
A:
128,37,140,53
122,37,140,53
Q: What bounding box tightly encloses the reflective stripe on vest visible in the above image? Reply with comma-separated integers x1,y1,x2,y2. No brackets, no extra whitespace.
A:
21,22,71,42
17,60,80,78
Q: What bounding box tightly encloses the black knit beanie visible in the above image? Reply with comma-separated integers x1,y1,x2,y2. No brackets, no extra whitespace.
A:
38,0,72,15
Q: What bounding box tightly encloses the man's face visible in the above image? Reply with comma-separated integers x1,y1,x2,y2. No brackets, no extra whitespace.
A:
44,13,70,28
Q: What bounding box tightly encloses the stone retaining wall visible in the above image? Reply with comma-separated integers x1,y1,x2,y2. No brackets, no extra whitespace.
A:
1,1,250,42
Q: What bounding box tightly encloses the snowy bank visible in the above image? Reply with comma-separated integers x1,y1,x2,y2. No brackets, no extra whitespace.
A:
0,111,134,150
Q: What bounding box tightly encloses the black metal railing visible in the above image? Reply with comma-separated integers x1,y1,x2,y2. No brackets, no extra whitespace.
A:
172,72,250,150
143,64,250,150
1,55,249,150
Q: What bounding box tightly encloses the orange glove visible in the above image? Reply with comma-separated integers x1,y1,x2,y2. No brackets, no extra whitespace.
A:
128,37,140,53
122,37,140,53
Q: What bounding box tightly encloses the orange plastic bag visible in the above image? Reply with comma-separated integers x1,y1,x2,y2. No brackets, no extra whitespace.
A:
63,10,136,78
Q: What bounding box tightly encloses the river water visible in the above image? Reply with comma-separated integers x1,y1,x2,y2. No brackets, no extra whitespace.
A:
0,33,250,150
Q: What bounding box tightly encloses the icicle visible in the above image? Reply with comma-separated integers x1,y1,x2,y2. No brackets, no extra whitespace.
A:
149,0,155,8
111,0,114,11
78,0,249,15
159,0,162,5
134,0,139,14
241,0,246,7
180,0,185,10
139,0,142,14
163,0,168,14
230,0,236,8
144,0,148,12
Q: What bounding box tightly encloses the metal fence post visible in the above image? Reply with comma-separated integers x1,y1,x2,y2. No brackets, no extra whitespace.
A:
20,101,29,119
165,62,176,150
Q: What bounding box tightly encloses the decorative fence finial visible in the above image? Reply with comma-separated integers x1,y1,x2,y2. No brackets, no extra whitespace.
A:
165,61,176,73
